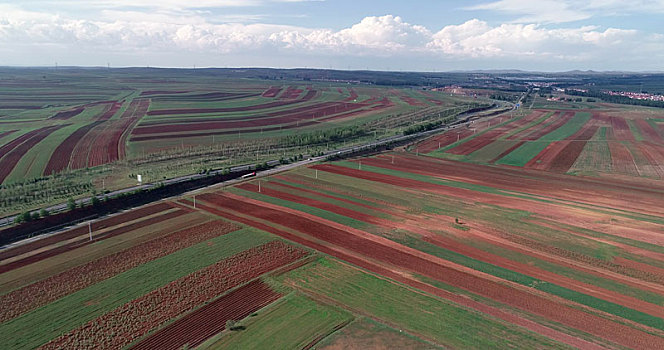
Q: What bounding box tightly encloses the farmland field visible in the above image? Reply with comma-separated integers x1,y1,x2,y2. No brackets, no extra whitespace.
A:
2,70,664,349
0,68,485,217
424,104,664,180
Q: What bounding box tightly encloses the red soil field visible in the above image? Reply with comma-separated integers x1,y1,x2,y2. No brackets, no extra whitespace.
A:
131,280,281,350
43,241,304,350
608,141,640,176
635,119,664,144
239,182,664,318
0,125,65,183
516,111,574,141
505,110,554,140
0,220,240,322
140,90,190,96
418,128,474,153
49,107,85,120
146,89,317,116
0,209,189,274
87,99,149,167
193,199,604,350
636,143,664,178
0,202,174,261
280,86,303,99
261,86,282,98
446,112,541,155
130,100,392,142
0,128,51,160
133,100,372,135
611,116,635,141
0,130,16,141
363,154,664,217
343,88,359,102
198,193,664,349
526,118,599,172
43,121,103,175
96,101,122,121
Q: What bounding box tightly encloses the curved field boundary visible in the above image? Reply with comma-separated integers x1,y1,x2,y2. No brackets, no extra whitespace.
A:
146,89,317,116
0,129,48,160
42,121,103,175
261,86,282,98
0,220,239,322
0,130,16,141
197,192,664,349
0,202,173,261
48,107,85,120
95,101,122,121
130,280,281,350
133,100,371,135
130,102,391,142
0,125,65,183
44,242,303,350
608,141,640,176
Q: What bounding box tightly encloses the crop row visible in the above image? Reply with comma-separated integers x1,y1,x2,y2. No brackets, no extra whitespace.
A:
0,125,65,183
131,280,281,350
0,220,239,322
0,202,173,261
196,191,664,350
0,208,186,274
41,241,307,350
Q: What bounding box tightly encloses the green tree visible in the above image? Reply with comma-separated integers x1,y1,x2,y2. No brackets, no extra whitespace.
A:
67,197,77,211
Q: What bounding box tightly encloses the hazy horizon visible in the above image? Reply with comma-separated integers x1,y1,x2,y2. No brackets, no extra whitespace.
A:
1,1,664,71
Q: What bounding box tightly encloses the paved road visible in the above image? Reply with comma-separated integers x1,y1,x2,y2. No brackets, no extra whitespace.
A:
0,102,508,228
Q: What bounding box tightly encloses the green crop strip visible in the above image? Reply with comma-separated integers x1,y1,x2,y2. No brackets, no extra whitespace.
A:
497,112,592,166
0,227,273,350
281,258,572,350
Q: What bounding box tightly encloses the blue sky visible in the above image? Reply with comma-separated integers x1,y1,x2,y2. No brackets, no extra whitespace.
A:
1,0,663,71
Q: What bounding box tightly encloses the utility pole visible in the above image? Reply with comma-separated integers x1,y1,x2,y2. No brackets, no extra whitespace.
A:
391,155,394,164
315,169,318,179
258,181,261,193
88,222,92,241
359,161,362,170
193,195,196,209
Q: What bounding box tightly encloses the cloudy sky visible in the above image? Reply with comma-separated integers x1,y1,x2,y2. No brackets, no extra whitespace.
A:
1,0,663,71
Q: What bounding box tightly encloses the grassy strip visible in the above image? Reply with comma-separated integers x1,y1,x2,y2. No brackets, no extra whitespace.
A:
226,187,369,230
272,177,386,209
205,293,353,349
627,120,645,142
500,111,553,140
0,227,273,350
497,112,592,166
263,180,391,219
280,258,572,350
230,179,663,330
392,234,664,331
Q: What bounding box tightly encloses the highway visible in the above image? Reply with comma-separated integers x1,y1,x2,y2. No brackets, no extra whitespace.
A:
0,102,509,228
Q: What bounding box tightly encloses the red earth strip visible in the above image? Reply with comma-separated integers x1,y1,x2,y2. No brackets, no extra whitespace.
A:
238,182,664,319
43,121,104,175
196,193,664,350
130,280,282,350
635,119,664,144
145,89,317,116
0,209,189,274
0,125,65,183
0,202,174,261
0,220,240,322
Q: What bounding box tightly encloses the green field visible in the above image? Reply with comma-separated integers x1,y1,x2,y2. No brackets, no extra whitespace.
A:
497,112,592,166
279,258,572,350
204,293,353,349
